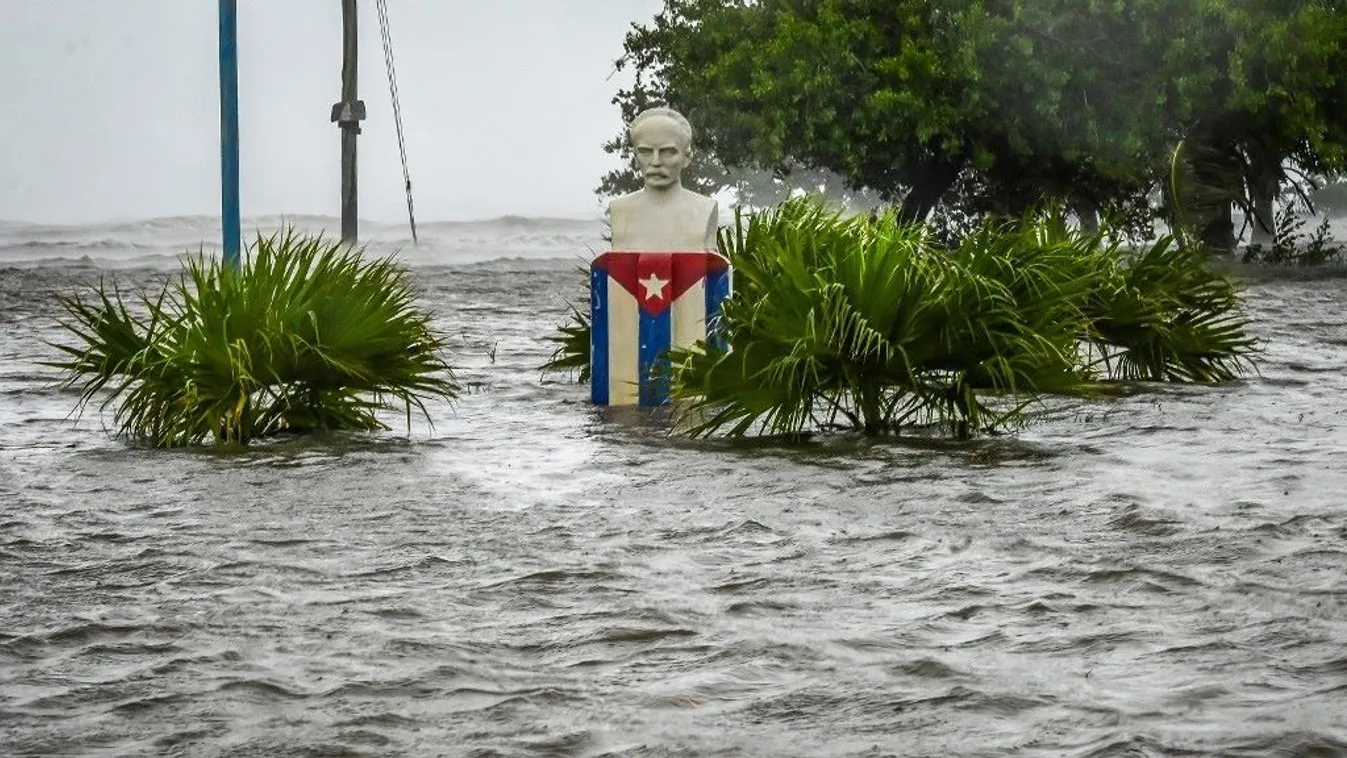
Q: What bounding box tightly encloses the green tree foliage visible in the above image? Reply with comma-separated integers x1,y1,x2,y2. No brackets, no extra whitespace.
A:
1160,0,1347,249
603,0,1347,250
606,0,987,220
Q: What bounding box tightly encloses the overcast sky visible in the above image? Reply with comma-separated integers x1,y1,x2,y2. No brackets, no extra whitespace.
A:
0,0,666,224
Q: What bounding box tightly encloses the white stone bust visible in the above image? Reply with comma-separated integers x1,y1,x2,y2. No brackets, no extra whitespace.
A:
607,107,719,252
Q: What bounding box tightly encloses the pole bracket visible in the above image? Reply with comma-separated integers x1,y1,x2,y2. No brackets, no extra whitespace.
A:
331,100,367,128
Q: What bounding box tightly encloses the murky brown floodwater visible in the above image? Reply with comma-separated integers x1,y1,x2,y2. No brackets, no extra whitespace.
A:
2,259,1345,757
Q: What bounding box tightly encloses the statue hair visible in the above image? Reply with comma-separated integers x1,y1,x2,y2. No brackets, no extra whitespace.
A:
629,107,694,151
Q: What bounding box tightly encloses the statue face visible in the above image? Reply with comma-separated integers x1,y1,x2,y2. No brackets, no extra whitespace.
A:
631,116,690,190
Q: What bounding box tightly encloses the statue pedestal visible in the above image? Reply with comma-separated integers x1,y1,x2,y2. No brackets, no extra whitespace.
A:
590,251,731,406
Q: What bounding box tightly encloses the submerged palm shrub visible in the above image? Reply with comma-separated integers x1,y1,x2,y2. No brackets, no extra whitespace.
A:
668,197,1254,439
49,230,457,446
545,196,1255,439
540,266,592,382
670,202,1092,438
995,209,1255,383
542,302,592,382
1082,234,1256,382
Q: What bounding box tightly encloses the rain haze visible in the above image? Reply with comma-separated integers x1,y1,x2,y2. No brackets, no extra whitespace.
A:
4,4,1347,757
0,0,665,225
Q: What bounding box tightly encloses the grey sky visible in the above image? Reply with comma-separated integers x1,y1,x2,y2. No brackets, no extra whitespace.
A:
0,0,665,224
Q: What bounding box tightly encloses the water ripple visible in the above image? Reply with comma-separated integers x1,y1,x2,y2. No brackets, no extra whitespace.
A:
1,265,1345,756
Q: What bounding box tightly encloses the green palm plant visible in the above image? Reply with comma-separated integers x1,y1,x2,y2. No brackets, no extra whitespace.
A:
48,229,457,447
540,264,592,382
669,200,1098,438
669,197,1256,439
540,300,592,382
1082,234,1256,382
545,196,1256,439
1008,205,1257,382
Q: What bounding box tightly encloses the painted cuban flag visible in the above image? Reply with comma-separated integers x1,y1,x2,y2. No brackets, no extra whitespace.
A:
590,251,731,406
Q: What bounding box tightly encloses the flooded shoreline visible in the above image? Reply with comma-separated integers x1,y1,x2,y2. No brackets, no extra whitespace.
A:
2,259,1345,756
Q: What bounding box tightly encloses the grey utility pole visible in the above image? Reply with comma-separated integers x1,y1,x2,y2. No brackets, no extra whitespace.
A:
331,0,365,244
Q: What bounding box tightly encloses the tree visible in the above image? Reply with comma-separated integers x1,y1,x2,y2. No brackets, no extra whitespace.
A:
604,0,988,221
601,0,1347,251
1147,0,1347,250
604,0,1178,224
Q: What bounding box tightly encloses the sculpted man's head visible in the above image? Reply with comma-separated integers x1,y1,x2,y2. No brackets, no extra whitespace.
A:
629,107,694,191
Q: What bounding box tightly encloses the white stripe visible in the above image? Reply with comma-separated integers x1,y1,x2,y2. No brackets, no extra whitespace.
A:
670,279,707,351
607,279,641,406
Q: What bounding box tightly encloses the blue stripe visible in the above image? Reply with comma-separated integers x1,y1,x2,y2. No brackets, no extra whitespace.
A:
590,268,609,405
639,306,672,406
705,267,731,352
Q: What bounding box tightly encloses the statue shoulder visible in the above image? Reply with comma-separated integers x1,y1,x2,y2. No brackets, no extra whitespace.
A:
684,190,718,214
608,191,644,213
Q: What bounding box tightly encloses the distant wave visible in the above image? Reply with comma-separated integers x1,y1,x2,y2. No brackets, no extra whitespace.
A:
0,239,158,250
0,214,609,268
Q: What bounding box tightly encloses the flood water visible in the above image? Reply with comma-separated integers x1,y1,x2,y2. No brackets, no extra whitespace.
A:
2,245,1346,756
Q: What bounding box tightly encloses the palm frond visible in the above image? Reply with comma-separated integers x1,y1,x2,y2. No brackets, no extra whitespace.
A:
670,197,1256,439
48,229,457,446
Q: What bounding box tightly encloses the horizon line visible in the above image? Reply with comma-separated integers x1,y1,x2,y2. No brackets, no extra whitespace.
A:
0,210,611,228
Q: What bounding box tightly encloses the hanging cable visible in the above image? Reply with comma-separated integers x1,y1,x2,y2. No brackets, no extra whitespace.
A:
376,0,418,244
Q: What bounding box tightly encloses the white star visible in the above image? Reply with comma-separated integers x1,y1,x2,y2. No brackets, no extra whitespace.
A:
639,272,668,301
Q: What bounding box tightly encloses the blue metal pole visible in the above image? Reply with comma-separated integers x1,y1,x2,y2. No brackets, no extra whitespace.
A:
219,0,241,266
